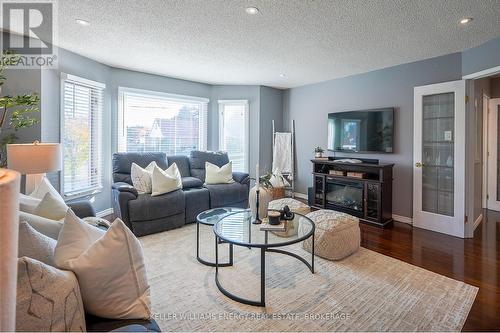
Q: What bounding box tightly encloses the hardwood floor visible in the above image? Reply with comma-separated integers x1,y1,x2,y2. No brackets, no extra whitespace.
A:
360,211,500,331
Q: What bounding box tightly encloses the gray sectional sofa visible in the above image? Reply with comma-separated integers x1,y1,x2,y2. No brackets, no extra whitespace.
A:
112,151,250,236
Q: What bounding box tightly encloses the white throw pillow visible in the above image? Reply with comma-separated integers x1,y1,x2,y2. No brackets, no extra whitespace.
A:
205,161,234,185
151,163,182,196
35,192,69,221
54,210,151,320
30,176,65,203
131,161,157,194
19,193,41,214
19,211,64,240
18,222,56,266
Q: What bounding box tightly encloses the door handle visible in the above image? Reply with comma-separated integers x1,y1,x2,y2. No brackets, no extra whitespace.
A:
415,162,424,168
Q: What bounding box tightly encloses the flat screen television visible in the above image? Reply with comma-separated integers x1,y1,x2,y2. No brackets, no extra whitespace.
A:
327,108,394,153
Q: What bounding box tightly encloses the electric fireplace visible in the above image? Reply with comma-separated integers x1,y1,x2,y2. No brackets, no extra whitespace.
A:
326,179,364,215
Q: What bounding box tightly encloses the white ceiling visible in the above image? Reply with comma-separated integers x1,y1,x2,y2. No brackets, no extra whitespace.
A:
57,0,500,89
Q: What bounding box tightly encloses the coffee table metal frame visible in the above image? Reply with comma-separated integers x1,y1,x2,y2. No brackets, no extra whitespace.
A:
196,208,242,267
213,209,315,307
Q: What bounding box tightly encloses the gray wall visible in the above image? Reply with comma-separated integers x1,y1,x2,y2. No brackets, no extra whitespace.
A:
259,86,283,174
283,53,462,218
462,37,500,77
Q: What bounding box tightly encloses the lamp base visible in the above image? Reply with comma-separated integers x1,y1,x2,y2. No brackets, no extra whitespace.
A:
25,173,45,194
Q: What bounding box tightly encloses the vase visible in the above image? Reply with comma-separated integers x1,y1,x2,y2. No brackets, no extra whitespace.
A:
315,152,322,158
249,185,272,219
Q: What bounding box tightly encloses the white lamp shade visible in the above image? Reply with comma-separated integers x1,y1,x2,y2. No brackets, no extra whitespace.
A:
7,143,61,174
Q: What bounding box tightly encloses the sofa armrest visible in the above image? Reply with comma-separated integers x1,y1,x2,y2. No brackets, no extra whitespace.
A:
233,172,250,185
68,200,96,218
112,182,138,231
112,182,138,197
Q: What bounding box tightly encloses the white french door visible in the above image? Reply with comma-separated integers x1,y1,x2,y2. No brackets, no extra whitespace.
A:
487,98,500,211
413,80,466,237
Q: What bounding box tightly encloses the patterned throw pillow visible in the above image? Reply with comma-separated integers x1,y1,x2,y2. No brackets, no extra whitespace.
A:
16,257,86,332
131,162,157,194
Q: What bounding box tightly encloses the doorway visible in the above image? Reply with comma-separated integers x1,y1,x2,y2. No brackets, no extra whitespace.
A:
485,96,500,211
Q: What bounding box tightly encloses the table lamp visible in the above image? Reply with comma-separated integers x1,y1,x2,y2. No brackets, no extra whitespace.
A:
7,141,61,194
0,168,20,331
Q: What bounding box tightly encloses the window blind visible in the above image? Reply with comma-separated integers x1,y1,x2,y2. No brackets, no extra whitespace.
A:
61,73,104,198
218,100,249,172
118,88,208,156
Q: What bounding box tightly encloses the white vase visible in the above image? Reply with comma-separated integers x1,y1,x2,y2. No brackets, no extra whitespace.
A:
249,185,272,219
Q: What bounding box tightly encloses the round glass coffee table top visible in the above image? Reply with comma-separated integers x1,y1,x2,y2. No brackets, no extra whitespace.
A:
214,209,315,248
196,207,243,226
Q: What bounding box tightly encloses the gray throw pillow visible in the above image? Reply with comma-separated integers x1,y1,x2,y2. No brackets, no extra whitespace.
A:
16,257,86,332
18,221,56,266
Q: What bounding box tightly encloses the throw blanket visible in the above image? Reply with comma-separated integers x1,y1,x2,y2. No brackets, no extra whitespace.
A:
273,132,292,174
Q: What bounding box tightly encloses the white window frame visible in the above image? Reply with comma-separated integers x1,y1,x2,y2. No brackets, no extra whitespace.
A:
117,87,209,153
60,73,105,200
218,99,249,172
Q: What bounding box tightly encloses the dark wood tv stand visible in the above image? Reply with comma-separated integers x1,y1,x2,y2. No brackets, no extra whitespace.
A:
311,158,394,228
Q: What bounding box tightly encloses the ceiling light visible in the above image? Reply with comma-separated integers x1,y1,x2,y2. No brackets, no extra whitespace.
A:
245,7,259,15
459,17,473,25
280,73,286,78
75,19,90,26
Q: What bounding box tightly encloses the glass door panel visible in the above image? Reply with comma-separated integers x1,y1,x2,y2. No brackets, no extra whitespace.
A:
421,92,454,216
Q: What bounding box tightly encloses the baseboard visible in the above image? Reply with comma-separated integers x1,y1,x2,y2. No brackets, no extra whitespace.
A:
473,214,483,230
392,214,413,225
96,208,114,218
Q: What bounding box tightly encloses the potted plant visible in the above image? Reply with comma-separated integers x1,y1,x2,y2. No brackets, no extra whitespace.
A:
314,146,324,158
0,51,40,167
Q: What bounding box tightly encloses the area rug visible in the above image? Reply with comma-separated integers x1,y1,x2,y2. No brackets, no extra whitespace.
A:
140,224,477,332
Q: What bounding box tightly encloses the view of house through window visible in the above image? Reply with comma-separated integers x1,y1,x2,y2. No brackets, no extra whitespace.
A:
218,100,249,172
118,89,208,155
61,74,104,198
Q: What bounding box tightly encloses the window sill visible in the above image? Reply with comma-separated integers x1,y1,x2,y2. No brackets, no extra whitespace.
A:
63,186,103,202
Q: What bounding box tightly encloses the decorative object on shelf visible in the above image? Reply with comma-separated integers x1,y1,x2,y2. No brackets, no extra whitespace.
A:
7,141,61,193
314,146,325,158
346,172,366,179
0,168,20,332
267,210,281,225
329,170,346,176
0,51,40,167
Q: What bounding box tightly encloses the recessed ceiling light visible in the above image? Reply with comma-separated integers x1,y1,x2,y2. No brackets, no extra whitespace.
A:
245,7,259,15
459,17,473,25
75,19,90,26
280,73,286,78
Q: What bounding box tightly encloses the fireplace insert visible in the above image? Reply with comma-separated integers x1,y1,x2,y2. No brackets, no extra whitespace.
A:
325,179,364,216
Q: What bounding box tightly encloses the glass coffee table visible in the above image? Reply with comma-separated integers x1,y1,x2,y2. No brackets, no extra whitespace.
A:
196,207,243,267
213,209,315,307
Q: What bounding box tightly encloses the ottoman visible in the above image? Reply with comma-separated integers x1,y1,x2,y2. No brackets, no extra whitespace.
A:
300,209,360,260
268,198,311,237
